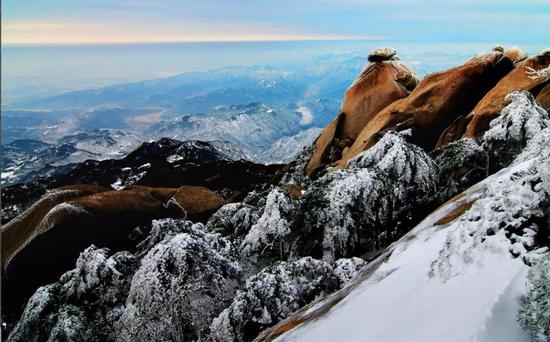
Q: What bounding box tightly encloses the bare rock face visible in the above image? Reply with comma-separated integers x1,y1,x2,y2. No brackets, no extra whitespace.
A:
2,184,227,265
305,47,419,176
335,50,513,168
1,184,110,265
437,49,550,146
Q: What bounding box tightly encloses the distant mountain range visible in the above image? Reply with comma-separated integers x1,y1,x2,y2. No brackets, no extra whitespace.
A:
2,55,367,184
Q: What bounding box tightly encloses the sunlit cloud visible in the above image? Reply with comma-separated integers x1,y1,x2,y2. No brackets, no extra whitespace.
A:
2,19,376,45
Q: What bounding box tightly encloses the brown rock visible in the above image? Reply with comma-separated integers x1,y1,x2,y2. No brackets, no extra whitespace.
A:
278,183,303,199
173,185,228,217
535,82,550,109
1,185,227,266
1,185,110,264
305,48,419,175
437,49,550,145
336,50,514,168
504,46,528,64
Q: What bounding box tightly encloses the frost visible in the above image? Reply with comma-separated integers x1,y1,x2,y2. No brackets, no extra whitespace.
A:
295,131,438,260
8,219,241,342
333,257,367,284
269,156,549,342
518,254,550,342
209,257,340,342
279,145,315,187
429,161,549,281
206,202,260,239
526,65,550,80
9,90,550,342
8,246,135,341
433,138,488,200
241,188,298,259
138,218,235,259
482,91,549,171
115,224,243,341
433,91,550,201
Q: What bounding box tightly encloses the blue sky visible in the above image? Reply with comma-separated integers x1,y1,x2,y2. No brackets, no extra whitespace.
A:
3,0,550,45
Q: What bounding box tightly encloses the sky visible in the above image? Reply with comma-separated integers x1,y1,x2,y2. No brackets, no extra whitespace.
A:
2,0,550,45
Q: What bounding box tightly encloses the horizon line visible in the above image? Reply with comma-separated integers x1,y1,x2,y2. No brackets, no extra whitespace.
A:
2,36,389,48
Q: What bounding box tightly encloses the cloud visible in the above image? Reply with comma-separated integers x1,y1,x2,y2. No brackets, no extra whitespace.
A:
298,106,314,125
2,0,548,45
1,18,371,45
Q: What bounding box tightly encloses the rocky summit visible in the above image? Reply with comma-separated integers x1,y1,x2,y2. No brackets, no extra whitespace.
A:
2,46,550,342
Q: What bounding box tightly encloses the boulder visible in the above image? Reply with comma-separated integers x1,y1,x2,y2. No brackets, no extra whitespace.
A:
1,184,110,265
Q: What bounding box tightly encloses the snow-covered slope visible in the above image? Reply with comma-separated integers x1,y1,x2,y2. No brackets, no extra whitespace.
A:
258,91,550,342
269,162,543,342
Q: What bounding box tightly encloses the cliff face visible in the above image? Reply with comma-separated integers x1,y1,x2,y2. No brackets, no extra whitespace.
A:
3,46,550,342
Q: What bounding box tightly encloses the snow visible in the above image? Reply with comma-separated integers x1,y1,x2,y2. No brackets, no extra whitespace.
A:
333,257,367,284
277,171,536,341
297,130,438,260
271,95,550,341
116,223,243,341
260,128,321,164
110,165,149,190
8,89,550,341
209,257,341,342
518,254,550,341
482,91,549,148
241,188,297,257
145,101,333,164
526,64,550,80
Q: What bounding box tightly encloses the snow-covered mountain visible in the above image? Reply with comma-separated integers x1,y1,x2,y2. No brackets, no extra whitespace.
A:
1,130,144,186
1,51,476,181
2,47,549,342
1,100,329,188
145,100,337,163
259,91,550,342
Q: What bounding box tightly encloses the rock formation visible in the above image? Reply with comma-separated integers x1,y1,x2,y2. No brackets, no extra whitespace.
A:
305,47,419,176
437,49,550,146
334,49,513,168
